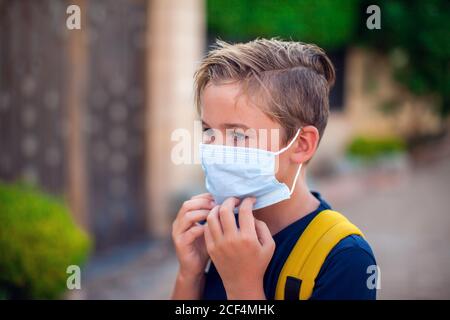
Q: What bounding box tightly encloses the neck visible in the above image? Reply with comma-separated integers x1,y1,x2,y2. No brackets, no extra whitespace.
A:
253,172,320,235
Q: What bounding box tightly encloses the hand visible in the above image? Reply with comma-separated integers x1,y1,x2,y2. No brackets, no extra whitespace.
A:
204,197,276,300
172,193,216,280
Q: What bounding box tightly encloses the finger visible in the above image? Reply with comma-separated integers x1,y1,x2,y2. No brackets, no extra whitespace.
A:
183,224,205,244
206,205,223,242
177,210,209,233
191,193,214,200
177,198,215,219
204,224,214,252
218,197,239,236
238,197,257,235
255,219,275,250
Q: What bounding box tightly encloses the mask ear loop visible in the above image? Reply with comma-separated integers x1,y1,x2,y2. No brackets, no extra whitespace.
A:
289,163,303,195
273,128,303,195
274,128,302,155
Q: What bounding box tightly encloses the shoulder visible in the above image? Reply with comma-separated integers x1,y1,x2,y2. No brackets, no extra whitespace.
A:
327,234,376,262
311,234,378,300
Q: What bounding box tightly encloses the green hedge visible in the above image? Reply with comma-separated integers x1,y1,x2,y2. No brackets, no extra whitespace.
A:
346,136,406,160
0,182,91,299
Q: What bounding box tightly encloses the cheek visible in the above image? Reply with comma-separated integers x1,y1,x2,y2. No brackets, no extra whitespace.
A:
274,153,290,183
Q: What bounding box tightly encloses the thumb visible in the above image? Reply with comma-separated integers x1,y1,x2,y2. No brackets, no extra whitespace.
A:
254,219,275,252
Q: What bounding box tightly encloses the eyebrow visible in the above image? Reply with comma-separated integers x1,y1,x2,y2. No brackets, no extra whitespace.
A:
201,120,250,130
223,122,250,130
201,120,211,128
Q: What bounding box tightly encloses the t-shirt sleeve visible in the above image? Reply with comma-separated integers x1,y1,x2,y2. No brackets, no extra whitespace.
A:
309,244,378,300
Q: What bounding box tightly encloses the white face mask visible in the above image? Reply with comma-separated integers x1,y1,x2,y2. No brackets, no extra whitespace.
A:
199,128,302,210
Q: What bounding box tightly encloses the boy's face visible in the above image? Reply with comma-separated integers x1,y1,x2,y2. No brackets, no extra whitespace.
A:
200,82,296,183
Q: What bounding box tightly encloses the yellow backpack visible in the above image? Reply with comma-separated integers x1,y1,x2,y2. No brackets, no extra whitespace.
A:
275,209,364,300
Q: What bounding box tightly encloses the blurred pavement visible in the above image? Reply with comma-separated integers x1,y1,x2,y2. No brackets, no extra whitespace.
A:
342,157,450,299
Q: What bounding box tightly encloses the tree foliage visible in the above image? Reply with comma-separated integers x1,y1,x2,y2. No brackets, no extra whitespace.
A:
207,0,360,50
207,0,450,116
358,0,450,116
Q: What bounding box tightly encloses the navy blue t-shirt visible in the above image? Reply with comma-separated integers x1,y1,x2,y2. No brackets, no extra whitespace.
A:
202,192,377,300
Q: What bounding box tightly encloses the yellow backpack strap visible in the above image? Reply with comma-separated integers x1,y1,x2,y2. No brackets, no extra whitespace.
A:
275,209,365,300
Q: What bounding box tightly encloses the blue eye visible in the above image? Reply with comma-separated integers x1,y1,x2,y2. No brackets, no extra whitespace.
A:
202,127,213,135
231,130,248,141
202,127,216,143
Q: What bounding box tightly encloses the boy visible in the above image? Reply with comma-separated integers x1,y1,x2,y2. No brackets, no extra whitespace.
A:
171,39,377,300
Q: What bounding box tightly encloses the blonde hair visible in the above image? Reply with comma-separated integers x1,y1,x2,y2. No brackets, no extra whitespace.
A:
194,38,335,142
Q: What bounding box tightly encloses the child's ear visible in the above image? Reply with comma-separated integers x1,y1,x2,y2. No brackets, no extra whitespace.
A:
290,126,320,164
